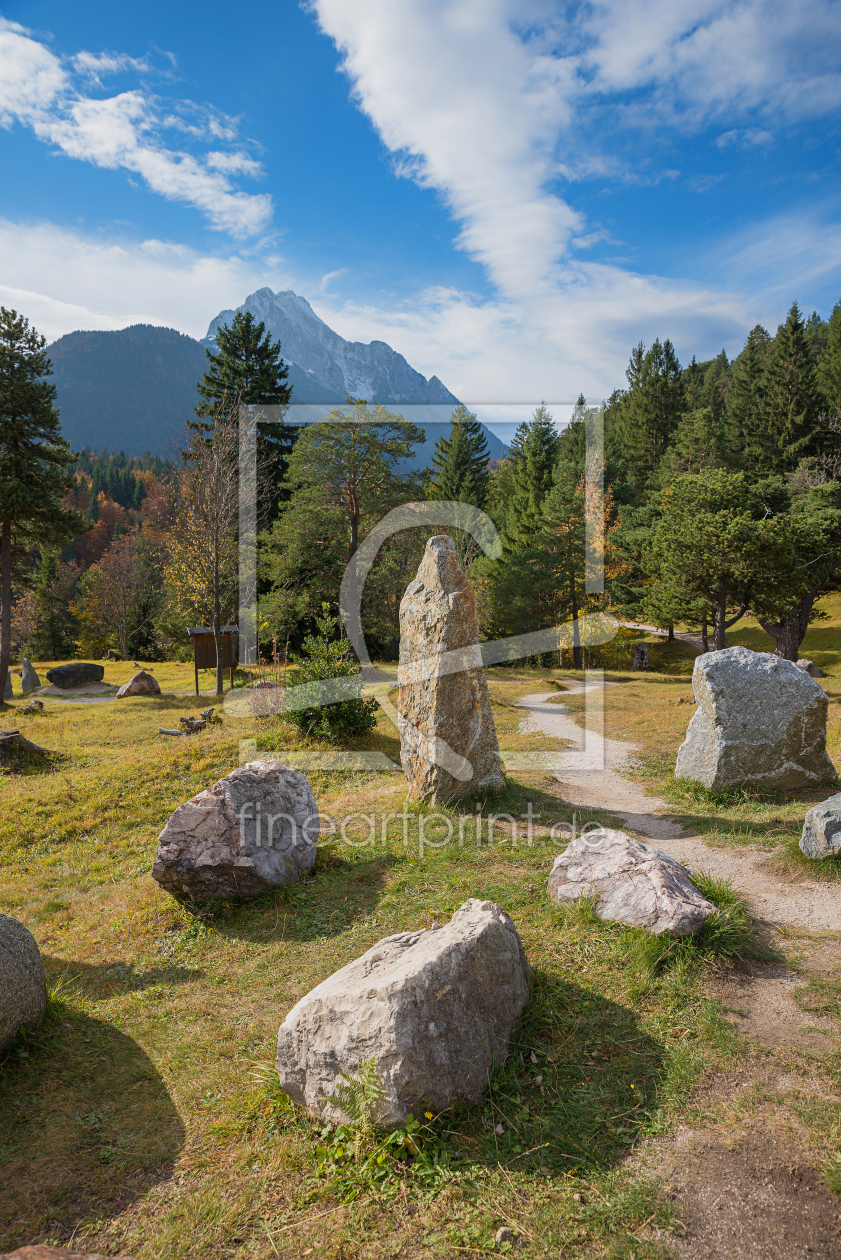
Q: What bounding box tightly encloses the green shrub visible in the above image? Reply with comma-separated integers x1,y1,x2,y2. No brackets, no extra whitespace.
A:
284,604,379,742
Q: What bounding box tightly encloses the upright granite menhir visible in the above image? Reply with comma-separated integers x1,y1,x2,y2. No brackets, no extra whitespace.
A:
675,646,835,791
398,535,504,804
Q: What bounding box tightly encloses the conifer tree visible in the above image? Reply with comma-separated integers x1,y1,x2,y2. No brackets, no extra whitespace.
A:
426,404,490,508
763,302,820,471
818,302,841,411
196,311,294,513
614,338,684,492
504,403,560,545
725,325,770,463
0,308,84,698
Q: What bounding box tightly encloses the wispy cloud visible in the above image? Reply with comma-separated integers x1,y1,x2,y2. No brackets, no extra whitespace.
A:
0,18,271,237
306,0,841,393
715,127,774,149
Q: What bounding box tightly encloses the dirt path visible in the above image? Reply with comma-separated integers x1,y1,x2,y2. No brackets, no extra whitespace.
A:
620,620,706,654
517,689,841,931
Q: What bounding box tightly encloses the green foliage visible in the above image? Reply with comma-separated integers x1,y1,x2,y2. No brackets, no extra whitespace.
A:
819,301,841,411
503,403,561,546
331,1056,385,1131
613,338,684,493
629,873,754,974
284,604,379,741
259,401,425,649
426,404,490,509
763,301,822,472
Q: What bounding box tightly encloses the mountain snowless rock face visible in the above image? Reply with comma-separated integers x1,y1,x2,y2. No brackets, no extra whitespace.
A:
675,646,836,791
205,287,459,405
398,536,505,804
275,899,532,1128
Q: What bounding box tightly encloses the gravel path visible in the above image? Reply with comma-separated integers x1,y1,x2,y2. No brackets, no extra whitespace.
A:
517,688,841,931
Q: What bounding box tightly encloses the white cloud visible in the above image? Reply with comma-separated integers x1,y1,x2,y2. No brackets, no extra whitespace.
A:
715,127,774,149
0,218,292,342
0,18,271,237
306,0,841,396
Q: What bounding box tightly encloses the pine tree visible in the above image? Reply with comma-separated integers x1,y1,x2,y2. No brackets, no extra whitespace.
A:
196,310,295,512
764,302,821,471
725,325,771,463
426,405,490,508
818,301,841,411
657,407,727,483
504,403,560,545
0,308,85,697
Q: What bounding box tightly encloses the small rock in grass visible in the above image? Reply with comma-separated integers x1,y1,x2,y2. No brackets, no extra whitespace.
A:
797,658,826,678
534,1074,543,1086
116,669,161,697
495,1123,505,1135
276,900,532,1129
547,829,715,937
152,759,318,901
0,912,47,1052
495,1226,513,1244
800,793,841,860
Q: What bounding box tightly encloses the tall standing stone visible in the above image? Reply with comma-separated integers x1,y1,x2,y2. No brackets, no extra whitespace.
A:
398,535,504,804
21,659,40,692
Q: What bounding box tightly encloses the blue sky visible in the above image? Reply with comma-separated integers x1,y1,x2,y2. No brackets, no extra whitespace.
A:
1,0,840,405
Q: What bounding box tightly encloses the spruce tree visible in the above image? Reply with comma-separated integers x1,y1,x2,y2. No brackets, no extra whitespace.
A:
426,404,490,508
615,338,684,492
505,403,560,545
764,302,820,471
818,301,841,411
196,310,295,511
0,308,84,698
726,325,770,463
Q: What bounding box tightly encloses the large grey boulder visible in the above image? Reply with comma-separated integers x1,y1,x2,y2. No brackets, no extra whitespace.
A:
0,913,47,1051
116,669,161,697
21,659,40,692
45,663,104,689
547,829,715,937
151,759,318,901
800,793,841,860
675,646,835,791
276,899,532,1128
397,536,504,804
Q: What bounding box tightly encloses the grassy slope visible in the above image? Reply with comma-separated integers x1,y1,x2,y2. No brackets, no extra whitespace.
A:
1,618,840,1258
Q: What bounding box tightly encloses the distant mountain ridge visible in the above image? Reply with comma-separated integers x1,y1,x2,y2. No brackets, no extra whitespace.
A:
204,288,458,406
46,291,508,465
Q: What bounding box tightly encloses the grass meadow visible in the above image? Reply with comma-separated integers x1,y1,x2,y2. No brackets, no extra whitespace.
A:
2,608,841,1258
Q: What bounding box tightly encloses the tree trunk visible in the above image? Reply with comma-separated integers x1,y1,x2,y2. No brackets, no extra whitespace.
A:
758,591,815,661
668,625,675,642
713,585,728,650
0,518,10,707
213,535,224,697
570,576,582,669
701,619,709,653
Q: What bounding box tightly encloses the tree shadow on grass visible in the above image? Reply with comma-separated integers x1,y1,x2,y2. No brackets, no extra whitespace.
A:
446,972,665,1176
0,986,185,1252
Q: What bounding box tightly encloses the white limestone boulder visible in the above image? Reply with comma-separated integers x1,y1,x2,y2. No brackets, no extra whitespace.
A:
800,793,841,860
547,829,715,937
151,759,318,901
276,899,531,1128
675,647,835,792
116,670,161,697
0,913,47,1051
